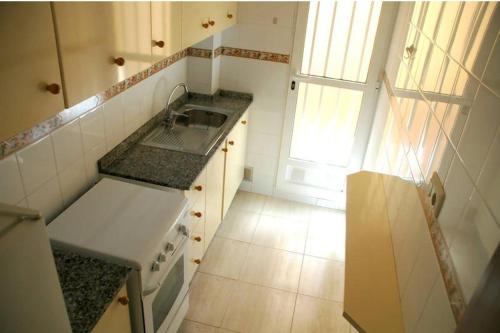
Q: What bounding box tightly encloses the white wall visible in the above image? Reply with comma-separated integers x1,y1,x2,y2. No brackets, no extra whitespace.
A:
220,2,297,195
0,59,187,222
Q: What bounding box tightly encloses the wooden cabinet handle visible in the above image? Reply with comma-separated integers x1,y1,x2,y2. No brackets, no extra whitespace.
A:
193,259,201,264
114,57,125,66
118,296,129,305
194,185,203,191
241,120,247,125
153,40,165,48
222,148,228,152
46,83,60,95
192,236,202,242
209,20,215,26
227,13,234,19
228,140,235,146
202,22,209,29
193,211,202,218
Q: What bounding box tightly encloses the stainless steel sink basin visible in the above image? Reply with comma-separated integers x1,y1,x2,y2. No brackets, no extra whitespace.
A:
140,104,234,155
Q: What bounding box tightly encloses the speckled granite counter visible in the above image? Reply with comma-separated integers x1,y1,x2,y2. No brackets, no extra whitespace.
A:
53,247,131,333
98,90,252,190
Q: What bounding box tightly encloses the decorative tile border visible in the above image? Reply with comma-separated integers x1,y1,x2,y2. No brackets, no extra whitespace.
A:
187,47,213,59
0,46,289,159
383,72,466,322
221,46,290,64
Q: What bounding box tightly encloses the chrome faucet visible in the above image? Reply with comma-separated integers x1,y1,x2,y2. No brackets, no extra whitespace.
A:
164,83,189,126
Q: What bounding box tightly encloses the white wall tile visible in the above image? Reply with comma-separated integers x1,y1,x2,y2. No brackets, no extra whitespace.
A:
51,119,84,172
122,83,148,135
26,176,63,222
476,128,500,223
187,56,213,94
84,144,106,184
80,107,105,153
17,136,57,195
102,95,126,150
58,158,88,206
0,155,25,205
247,131,281,158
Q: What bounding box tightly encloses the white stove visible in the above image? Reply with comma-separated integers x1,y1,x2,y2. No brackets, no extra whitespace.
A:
48,178,191,333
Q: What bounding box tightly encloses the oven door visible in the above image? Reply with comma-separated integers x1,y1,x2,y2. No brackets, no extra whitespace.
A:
142,238,188,333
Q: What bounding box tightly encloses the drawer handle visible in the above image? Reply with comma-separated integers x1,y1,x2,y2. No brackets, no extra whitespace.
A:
193,211,202,218
209,20,215,26
202,22,209,29
222,148,228,152
192,236,202,242
153,40,165,48
228,140,235,146
46,83,61,95
194,185,203,191
113,57,125,66
118,296,129,305
227,13,234,19
241,120,247,125
193,259,201,264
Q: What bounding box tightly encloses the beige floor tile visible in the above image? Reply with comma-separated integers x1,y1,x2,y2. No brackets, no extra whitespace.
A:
305,212,346,260
262,197,313,222
229,191,267,213
217,208,260,243
186,273,235,327
299,256,344,302
178,320,219,333
252,215,308,253
199,237,249,279
240,245,303,292
291,295,351,333
222,281,296,333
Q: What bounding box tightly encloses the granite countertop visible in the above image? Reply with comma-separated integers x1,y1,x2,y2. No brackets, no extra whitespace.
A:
53,247,131,333
98,90,253,190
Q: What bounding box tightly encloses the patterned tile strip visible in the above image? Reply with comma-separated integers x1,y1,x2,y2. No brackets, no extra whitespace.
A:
383,72,466,322
0,46,288,158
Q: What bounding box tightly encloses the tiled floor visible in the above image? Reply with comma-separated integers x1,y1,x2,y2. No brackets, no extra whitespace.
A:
179,191,357,333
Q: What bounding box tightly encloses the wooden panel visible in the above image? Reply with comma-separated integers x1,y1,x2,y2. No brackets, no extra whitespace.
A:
344,171,405,333
209,1,237,34
205,145,225,249
0,3,64,142
52,2,151,107
151,1,182,61
92,284,131,333
181,2,212,48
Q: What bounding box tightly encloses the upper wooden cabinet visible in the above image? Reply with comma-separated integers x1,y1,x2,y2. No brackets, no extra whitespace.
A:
182,1,237,49
0,3,64,142
151,2,182,61
52,2,152,107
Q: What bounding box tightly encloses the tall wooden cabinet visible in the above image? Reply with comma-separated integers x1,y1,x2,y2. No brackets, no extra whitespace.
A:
151,2,182,62
51,2,152,107
223,112,248,218
0,3,64,142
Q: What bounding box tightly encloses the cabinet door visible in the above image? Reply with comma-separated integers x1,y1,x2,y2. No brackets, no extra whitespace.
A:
222,112,248,218
0,3,64,142
92,284,131,333
151,2,182,62
205,144,225,249
186,220,204,283
209,2,237,34
52,2,152,107
181,2,213,49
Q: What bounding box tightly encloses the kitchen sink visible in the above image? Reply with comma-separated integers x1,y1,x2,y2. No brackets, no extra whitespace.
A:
140,104,234,155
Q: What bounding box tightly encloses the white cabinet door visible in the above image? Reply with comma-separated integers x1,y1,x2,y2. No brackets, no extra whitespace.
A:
205,145,225,250
222,112,248,218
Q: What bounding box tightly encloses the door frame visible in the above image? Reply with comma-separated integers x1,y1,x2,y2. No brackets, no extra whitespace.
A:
275,2,399,201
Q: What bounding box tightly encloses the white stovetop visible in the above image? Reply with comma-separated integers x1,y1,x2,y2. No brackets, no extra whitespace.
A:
48,178,187,269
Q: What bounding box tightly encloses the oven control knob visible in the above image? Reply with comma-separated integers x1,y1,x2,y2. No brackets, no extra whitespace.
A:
151,261,161,272
165,242,174,252
158,252,167,262
179,225,189,236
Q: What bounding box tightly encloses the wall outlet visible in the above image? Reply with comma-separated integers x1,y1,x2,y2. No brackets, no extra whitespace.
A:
244,167,253,182
428,172,445,218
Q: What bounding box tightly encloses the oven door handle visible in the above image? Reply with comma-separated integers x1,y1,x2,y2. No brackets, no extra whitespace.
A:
143,235,188,297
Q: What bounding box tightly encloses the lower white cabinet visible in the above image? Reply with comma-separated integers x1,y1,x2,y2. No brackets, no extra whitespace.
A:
91,284,131,333
205,145,226,249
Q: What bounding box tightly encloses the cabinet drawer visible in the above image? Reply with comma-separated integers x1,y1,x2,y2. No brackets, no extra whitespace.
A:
188,194,205,232
186,221,204,283
184,168,206,204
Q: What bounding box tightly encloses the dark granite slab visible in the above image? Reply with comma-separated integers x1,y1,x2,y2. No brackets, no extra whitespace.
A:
53,247,131,333
98,90,253,190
